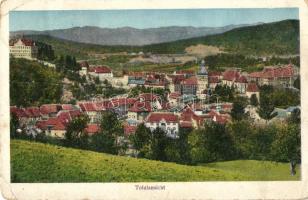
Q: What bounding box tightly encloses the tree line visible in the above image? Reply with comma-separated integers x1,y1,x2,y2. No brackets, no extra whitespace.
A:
10,58,63,107
130,115,300,165
11,107,300,166
205,54,300,72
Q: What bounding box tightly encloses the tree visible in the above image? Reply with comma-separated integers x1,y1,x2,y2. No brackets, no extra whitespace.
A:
250,94,259,106
258,85,275,120
177,128,192,164
270,123,301,163
249,124,276,160
212,85,235,102
10,58,63,107
228,120,255,159
231,96,248,121
91,130,117,154
65,114,90,148
288,108,300,124
189,122,236,164
188,129,206,164
10,113,19,138
165,139,181,162
130,123,151,157
149,127,168,161
91,111,124,154
293,77,300,90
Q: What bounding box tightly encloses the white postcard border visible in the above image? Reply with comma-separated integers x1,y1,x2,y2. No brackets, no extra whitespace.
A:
1,0,308,199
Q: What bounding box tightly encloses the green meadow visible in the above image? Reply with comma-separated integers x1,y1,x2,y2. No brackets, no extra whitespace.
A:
11,139,300,182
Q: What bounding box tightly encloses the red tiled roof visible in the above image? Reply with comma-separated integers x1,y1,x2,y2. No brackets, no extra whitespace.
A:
169,92,181,99
57,109,82,126
146,112,178,123
172,75,185,84
209,76,220,84
182,76,198,85
69,110,82,118
176,70,195,75
180,121,193,128
248,65,294,79
190,103,204,111
62,104,74,111
40,104,61,115
208,71,222,76
207,110,220,118
124,124,137,135
57,111,71,125
205,109,231,124
85,124,100,135
78,102,98,112
36,118,66,131
128,72,144,77
110,98,136,107
144,81,166,87
246,83,259,92
10,38,35,47
214,114,231,124
235,75,248,83
95,101,109,110
79,61,89,68
10,106,28,118
138,93,160,102
129,101,152,112
89,66,112,74
24,107,41,118
180,107,204,127
222,103,233,110
223,70,241,81
162,102,171,110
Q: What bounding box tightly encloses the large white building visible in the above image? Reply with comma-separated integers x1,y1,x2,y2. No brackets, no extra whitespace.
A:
88,66,114,81
145,112,179,138
9,38,38,60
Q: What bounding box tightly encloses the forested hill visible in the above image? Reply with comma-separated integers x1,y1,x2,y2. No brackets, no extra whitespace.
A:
22,19,299,57
141,19,299,55
10,58,63,107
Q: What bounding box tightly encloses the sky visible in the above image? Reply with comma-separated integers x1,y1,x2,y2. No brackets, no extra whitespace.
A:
9,8,299,31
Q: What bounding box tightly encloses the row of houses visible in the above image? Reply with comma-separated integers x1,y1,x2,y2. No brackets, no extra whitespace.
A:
11,89,235,139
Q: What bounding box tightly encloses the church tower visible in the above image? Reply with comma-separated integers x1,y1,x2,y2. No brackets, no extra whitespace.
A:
196,59,208,99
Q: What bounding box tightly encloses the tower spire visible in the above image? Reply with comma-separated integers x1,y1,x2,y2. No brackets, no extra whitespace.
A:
199,59,207,75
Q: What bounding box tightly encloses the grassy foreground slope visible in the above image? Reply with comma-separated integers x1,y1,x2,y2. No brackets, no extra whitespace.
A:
11,140,300,182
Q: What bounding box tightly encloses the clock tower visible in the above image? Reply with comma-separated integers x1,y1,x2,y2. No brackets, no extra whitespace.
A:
196,59,208,99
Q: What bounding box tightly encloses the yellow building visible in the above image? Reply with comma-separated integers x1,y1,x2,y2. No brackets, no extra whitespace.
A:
9,38,38,60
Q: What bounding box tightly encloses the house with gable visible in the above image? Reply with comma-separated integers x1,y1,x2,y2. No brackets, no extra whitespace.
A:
180,106,204,129
246,82,260,100
88,66,113,81
145,112,179,138
222,69,241,87
36,118,66,138
248,64,298,87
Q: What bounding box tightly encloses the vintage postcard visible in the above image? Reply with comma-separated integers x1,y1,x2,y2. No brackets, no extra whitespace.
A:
1,0,308,199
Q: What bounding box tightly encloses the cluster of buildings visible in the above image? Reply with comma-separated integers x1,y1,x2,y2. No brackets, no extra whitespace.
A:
9,38,300,140
11,56,300,140
10,91,233,139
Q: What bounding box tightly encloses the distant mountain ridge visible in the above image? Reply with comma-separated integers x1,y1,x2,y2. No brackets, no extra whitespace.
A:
18,20,299,57
11,23,261,46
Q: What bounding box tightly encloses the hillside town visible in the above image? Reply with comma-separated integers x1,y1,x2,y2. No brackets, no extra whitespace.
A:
10,38,300,143
8,8,303,185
